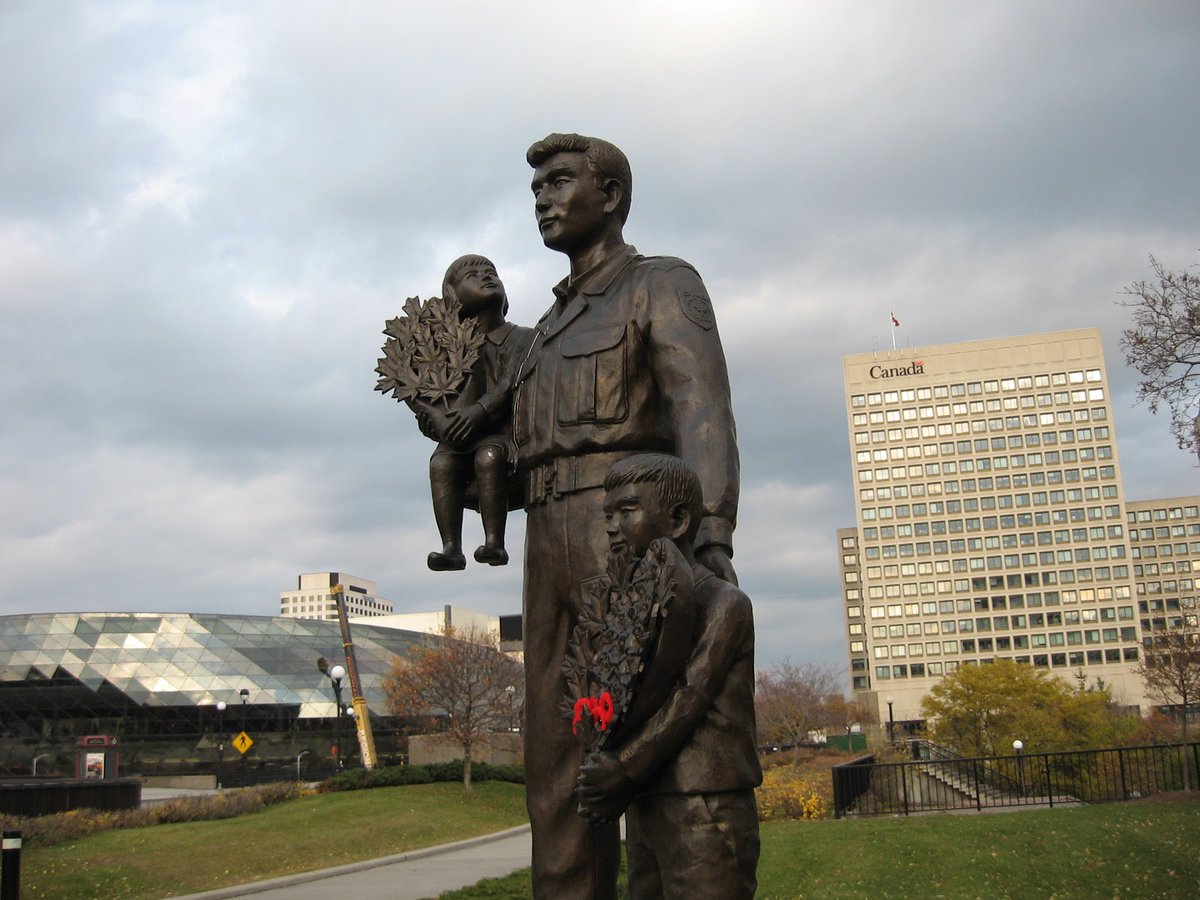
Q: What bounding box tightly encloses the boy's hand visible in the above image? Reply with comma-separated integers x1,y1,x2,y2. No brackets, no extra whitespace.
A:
444,403,486,444
577,751,634,823
416,407,451,442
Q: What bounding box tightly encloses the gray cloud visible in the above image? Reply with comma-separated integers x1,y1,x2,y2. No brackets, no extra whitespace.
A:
1,1,1197,677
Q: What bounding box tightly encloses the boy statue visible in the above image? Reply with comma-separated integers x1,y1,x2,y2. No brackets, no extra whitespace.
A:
577,453,761,899
421,255,533,570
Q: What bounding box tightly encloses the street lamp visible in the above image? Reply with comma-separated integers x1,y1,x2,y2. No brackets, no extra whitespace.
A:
886,697,896,743
238,689,250,774
216,701,227,775
1013,739,1025,797
329,664,346,769
296,749,310,782
505,685,516,732
316,657,349,770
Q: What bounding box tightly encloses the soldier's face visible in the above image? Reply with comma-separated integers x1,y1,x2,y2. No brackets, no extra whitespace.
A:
603,482,678,559
531,151,608,253
453,263,505,314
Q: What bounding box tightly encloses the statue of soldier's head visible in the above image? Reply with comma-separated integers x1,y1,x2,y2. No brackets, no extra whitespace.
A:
527,134,632,254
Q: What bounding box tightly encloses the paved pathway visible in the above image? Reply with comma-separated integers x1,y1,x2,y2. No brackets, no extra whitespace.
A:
140,786,222,807
176,825,532,900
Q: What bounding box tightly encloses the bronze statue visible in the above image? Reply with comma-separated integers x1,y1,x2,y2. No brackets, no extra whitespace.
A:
573,454,761,899
513,134,740,900
376,255,533,570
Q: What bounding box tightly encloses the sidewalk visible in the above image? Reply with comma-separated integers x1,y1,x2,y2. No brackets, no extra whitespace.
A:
140,786,223,807
176,824,532,900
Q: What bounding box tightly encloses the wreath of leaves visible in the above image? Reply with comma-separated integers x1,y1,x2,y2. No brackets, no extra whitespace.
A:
374,295,487,408
560,538,682,752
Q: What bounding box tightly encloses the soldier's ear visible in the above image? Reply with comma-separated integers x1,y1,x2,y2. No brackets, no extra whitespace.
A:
600,177,624,218
668,502,692,543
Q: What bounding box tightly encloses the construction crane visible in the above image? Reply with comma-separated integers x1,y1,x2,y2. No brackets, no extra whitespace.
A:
330,583,378,769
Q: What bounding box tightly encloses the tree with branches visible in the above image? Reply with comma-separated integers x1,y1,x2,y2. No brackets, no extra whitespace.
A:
755,660,842,763
920,659,1137,757
381,624,524,790
1119,255,1200,463
1138,626,1200,790
824,693,876,738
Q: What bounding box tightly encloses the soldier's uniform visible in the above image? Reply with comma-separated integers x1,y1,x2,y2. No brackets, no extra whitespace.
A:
513,244,739,900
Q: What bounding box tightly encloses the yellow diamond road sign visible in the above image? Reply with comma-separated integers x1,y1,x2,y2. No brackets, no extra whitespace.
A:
233,732,253,755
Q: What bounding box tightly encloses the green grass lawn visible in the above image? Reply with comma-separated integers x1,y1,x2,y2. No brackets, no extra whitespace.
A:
19,782,528,899
441,795,1200,900
15,788,1200,899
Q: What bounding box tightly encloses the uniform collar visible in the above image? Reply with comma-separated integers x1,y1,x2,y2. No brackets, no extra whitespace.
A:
552,244,639,304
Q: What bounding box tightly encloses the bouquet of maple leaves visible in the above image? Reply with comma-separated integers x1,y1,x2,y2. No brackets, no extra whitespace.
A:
561,538,695,753
374,295,486,415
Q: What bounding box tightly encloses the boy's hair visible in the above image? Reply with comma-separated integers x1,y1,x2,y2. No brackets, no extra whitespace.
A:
604,454,703,544
442,254,507,315
526,133,633,225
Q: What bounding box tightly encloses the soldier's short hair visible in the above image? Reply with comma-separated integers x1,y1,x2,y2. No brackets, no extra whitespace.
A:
604,453,703,542
526,133,633,225
442,254,507,315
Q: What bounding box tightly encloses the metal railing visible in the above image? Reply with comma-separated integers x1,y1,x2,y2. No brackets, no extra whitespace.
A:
833,741,1200,817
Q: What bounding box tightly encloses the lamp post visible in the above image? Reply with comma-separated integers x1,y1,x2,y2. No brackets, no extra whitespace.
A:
1013,739,1025,797
239,689,250,773
886,697,896,744
296,749,309,782
316,657,349,771
329,664,346,770
505,685,516,732
216,701,227,787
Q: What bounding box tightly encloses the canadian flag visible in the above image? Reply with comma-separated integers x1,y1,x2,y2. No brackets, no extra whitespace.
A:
891,313,900,327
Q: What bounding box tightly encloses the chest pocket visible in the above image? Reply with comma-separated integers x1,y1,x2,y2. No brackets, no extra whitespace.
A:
557,324,629,425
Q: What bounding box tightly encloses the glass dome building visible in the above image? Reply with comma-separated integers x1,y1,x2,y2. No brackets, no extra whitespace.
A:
0,612,430,780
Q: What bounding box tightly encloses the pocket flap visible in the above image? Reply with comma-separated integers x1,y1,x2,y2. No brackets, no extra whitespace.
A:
560,325,626,358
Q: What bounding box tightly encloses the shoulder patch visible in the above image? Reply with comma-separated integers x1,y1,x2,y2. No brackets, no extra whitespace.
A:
641,255,698,275
679,290,715,330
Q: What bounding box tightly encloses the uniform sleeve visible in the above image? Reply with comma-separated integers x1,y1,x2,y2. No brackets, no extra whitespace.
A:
644,263,739,549
616,590,752,784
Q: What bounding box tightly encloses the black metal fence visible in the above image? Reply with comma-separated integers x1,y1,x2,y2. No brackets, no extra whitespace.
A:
833,740,1200,817
0,779,142,818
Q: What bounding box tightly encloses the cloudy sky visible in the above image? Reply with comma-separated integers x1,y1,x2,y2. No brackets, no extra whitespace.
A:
2,1,1197,674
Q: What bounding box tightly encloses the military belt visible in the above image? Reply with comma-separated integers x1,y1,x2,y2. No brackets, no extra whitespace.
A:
525,451,634,506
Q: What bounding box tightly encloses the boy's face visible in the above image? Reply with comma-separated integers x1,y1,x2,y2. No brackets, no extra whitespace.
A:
603,481,681,558
453,262,506,314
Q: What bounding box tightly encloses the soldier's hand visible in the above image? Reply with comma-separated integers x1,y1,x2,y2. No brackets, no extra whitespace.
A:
697,545,738,585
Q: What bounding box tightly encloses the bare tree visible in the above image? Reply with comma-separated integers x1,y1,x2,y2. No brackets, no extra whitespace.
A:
755,660,841,764
1138,626,1200,790
381,624,524,790
1119,255,1200,463
824,693,876,737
